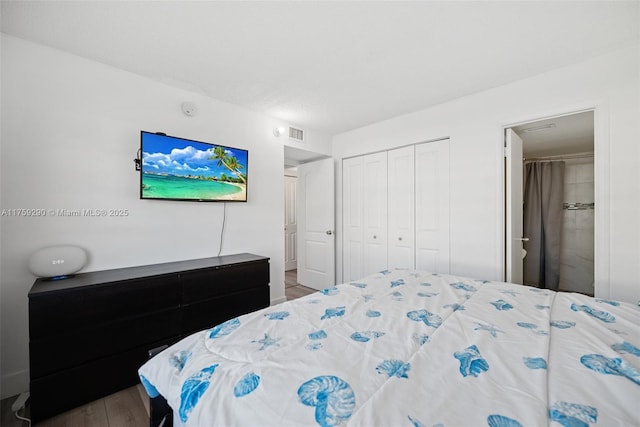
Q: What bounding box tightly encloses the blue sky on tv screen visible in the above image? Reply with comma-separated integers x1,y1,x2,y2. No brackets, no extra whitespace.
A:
141,132,248,179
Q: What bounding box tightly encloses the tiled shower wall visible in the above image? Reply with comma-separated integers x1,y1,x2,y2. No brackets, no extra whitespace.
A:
559,158,594,295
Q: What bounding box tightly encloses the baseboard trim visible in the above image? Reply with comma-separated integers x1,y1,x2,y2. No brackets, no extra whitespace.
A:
270,296,286,305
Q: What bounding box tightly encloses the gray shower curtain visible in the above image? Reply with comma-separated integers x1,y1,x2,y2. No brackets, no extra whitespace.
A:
523,161,565,290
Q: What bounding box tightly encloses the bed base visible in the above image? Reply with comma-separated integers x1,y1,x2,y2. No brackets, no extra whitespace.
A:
150,394,173,427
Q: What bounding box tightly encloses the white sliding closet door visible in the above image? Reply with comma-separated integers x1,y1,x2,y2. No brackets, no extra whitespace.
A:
362,152,388,275
387,146,415,269
343,140,451,281
415,139,450,273
342,156,364,281
342,152,388,280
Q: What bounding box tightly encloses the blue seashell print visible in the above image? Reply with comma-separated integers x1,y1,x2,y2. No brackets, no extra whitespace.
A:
491,299,514,311
391,291,404,301
251,333,281,351
139,375,160,398
535,304,550,310
444,303,465,311
380,270,392,275
363,294,375,302
454,345,489,378
487,414,523,427
500,289,519,297
609,328,628,336
376,359,410,379
595,298,620,306
366,310,381,317
351,331,385,342
233,372,260,397
570,303,615,323
517,322,538,329
169,350,192,372
407,309,443,328
450,282,477,292
550,320,576,329
265,311,290,320
523,357,547,370
474,322,504,337
407,415,426,427
297,375,356,427
320,287,339,296
309,330,328,340
308,299,322,304
390,279,405,287
549,401,597,427
208,317,240,339
612,341,640,357
178,364,219,422
306,342,323,351
413,333,430,346
321,306,346,320
580,354,640,385
419,282,432,287
417,292,439,298
350,282,367,288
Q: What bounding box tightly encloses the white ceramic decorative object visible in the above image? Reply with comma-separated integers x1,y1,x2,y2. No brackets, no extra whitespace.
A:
28,245,88,279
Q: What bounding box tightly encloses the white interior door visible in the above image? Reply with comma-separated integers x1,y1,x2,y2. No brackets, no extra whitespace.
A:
415,139,450,273
297,158,335,290
387,146,415,269
505,128,524,284
284,175,297,271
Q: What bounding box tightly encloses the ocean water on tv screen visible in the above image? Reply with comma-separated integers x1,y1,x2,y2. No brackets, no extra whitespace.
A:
142,174,241,200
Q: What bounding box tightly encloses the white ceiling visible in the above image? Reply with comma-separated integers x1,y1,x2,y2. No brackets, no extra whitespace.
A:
1,1,638,136
514,111,594,159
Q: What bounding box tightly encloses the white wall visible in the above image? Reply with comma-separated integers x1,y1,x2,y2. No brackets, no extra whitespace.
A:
333,43,639,306
0,35,332,398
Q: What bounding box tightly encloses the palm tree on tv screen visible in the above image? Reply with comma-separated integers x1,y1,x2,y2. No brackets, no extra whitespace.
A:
209,146,246,184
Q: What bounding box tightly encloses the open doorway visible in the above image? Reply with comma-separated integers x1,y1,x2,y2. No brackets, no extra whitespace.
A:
505,110,595,295
284,146,333,299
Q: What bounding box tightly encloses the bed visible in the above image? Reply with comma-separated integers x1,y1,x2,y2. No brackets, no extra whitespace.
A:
138,269,640,426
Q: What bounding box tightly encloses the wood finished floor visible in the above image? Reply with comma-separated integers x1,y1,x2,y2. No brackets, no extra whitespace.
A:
1,270,315,426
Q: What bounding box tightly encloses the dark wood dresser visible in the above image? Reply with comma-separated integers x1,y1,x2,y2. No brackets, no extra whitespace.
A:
28,253,270,423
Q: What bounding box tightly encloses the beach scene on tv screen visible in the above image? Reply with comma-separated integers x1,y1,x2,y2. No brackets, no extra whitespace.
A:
141,133,247,201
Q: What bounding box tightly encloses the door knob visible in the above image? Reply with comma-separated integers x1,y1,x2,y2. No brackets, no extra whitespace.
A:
517,237,530,242
326,230,333,235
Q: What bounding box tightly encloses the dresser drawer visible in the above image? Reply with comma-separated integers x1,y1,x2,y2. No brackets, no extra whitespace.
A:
30,308,181,378
182,286,270,335
29,275,180,338
181,261,269,303
30,337,178,424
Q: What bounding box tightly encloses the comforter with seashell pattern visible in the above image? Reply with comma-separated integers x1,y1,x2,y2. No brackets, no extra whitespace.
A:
139,269,640,427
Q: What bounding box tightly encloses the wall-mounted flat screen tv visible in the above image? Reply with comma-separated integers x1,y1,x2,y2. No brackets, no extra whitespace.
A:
140,131,248,202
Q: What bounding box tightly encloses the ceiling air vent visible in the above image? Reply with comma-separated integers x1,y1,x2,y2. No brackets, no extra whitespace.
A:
289,126,304,142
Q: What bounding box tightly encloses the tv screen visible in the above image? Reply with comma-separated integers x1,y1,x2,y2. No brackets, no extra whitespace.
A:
140,131,248,202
